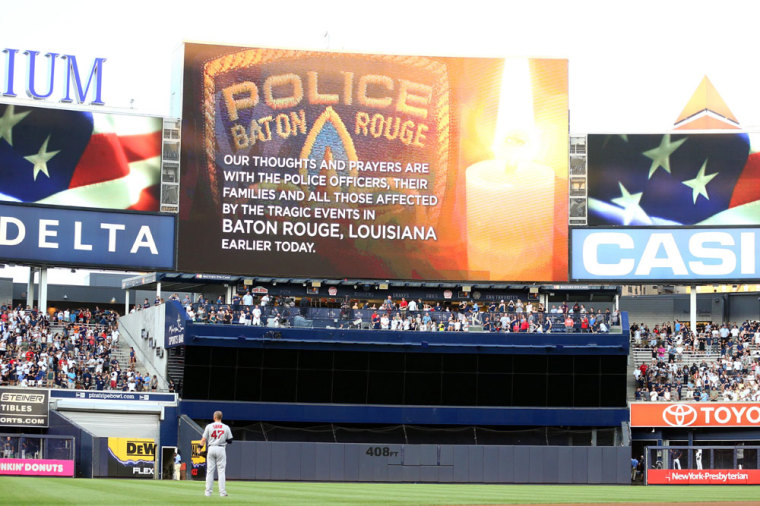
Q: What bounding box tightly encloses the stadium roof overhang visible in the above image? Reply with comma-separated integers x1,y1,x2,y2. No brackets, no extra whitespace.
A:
121,272,620,295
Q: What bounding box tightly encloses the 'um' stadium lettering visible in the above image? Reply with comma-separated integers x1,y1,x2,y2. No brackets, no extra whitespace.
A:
2,48,106,105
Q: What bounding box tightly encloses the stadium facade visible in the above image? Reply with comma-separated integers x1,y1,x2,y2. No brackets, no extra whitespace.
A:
1,38,759,486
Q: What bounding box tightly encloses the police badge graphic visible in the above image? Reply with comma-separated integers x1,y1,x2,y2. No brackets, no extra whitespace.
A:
201,47,449,222
181,44,451,279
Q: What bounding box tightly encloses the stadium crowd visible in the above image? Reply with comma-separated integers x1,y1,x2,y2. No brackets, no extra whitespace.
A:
0,304,171,392
175,292,620,333
9,295,760,403
632,320,760,402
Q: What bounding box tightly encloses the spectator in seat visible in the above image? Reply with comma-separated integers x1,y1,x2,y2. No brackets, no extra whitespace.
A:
564,314,574,332
252,306,262,326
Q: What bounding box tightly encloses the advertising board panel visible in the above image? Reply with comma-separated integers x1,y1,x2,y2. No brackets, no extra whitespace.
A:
0,202,175,270
648,469,760,485
107,437,155,478
571,227,760,282
0,458,74,477
0,388,48,428
631,402,760,428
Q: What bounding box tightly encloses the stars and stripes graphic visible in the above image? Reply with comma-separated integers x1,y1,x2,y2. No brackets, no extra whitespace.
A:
588,133,760,226
0,103,162,211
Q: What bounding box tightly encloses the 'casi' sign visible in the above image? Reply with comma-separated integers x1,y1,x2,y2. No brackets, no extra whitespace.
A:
2,49,105,105
571,227,760,281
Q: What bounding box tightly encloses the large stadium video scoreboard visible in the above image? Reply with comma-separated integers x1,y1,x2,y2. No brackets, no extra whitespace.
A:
4,51,760,285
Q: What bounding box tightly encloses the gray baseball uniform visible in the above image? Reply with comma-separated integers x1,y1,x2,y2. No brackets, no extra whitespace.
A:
202,421,233,496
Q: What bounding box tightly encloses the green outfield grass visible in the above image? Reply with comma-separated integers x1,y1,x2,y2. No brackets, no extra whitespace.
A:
1,478,760,505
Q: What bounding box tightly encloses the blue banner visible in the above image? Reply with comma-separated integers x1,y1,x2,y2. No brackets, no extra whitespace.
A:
0,203,174,270
572,227,760,281
164,300,187,348
49,390,176,402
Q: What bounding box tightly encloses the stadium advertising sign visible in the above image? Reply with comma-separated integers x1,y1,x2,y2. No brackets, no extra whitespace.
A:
0,103,162,211
0,458,74,477
190,439,206,479
0,203,175,270
571,227,760,281
107,437,155,478
164,300,187,348
178,43,569,281
648,469,760,485
2,49,106,105
0,388,48,428
587,133,760,227
49,390,176,403
631,402,760,427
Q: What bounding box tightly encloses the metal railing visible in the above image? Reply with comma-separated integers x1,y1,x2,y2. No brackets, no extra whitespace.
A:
183,304,619,333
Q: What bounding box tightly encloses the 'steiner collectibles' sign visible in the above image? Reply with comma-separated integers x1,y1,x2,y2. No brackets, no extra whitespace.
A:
0,388,49,427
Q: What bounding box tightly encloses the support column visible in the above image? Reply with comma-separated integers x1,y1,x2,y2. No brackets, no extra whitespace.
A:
539,293,548,311
26,267,36,308
156,282,162,301
225,285,233,304
38,267,48,315
614,293,620,312
690,285,697,335
125,290,130,315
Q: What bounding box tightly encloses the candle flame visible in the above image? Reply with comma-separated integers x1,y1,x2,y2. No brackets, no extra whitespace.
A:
492,58,537,165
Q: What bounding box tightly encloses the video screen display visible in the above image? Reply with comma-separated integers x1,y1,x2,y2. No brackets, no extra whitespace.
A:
0,103,162,211
178,44,568,281
587,133,760,226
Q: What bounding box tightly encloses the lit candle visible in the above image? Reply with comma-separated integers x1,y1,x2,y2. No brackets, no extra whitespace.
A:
465,58,557,280
466,158,555,280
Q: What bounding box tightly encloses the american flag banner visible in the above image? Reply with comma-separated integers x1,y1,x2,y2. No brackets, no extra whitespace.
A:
587,133,760,226
0,103,162,211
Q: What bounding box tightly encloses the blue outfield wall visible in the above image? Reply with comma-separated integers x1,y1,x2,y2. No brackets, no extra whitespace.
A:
47,411,95,478
183,311,629,356
160,405,179,448
193,440,631,484
179,400,628,427
177,313,629,427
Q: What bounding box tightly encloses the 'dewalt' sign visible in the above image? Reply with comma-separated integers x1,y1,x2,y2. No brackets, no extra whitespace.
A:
107,438,155,478
0,388,49,428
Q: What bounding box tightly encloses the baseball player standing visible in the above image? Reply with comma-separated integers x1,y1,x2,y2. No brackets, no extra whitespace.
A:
200,410,233,497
